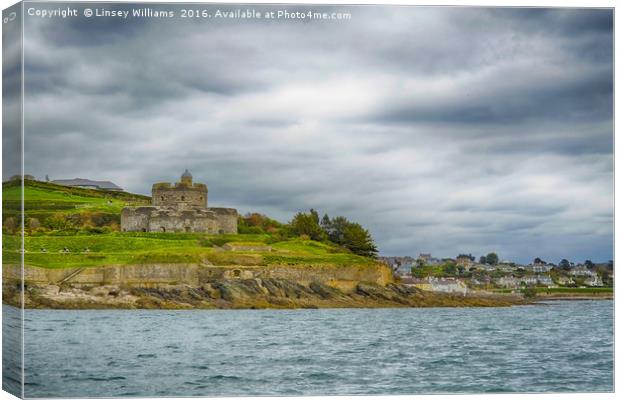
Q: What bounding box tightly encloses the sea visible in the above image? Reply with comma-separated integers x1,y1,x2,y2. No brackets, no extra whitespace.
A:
2,300,614,397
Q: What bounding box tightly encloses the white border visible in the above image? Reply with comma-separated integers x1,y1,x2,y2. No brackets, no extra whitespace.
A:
0,1,615,400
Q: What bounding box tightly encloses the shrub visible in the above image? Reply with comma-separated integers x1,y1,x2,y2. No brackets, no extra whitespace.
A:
521,287,537,299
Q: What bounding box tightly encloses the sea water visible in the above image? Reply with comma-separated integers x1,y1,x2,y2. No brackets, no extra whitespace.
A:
2,301,613,397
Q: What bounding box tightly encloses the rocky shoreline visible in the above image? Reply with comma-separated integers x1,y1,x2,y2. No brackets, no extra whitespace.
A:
3,278,525,310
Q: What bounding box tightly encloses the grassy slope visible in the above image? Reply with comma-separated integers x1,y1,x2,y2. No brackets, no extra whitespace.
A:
3,179,150,217
2,181,375,269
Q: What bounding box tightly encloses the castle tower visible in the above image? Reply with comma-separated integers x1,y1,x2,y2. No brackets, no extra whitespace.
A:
151,170,208,209
180,169,193,186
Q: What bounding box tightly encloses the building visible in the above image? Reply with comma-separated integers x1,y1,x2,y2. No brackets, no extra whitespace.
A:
379,256,415,275
496,276,520,288
417,253,442,266
402,277,468,295
527,263,553,273
9,174,36,181
569,266,596,277
455,255,476,270
120,170,237,233
585,275,604,287
52,178,123,191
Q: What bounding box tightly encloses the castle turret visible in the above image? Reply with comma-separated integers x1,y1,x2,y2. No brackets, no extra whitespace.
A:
181,169,193,186
151,170,207,209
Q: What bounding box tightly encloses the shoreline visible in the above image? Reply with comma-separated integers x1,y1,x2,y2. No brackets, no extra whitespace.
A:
3,279,526,310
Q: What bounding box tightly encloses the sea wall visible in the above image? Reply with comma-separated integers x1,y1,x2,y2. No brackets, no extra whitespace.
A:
3,262,393,292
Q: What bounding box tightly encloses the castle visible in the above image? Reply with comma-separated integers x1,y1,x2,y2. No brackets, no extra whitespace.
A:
120,170,238,233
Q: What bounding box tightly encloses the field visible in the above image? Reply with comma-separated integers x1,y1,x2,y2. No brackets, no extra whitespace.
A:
2,180,375,269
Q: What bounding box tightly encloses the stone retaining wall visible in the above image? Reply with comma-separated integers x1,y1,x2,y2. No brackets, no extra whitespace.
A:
3,262,393,292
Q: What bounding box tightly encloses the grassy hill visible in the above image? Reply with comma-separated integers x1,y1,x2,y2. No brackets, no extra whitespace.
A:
3,179,149,221
2,180,376,269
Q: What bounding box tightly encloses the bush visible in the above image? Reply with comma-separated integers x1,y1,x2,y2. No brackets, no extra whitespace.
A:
521,287,537,299
238,225,264,234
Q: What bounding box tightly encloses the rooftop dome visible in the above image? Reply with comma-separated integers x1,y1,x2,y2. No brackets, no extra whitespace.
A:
181,169,192,179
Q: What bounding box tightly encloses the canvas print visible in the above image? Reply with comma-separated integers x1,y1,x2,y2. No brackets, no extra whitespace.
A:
2,1,614,398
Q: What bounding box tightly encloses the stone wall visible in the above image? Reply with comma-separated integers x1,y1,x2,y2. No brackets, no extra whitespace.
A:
210,208,238,234
121,207,236,233
152,182,207,209
4,263,393,292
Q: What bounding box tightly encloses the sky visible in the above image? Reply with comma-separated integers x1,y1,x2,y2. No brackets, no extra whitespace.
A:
8,4,613,263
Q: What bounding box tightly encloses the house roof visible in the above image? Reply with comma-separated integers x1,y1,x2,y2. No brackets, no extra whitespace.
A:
52,178,123,190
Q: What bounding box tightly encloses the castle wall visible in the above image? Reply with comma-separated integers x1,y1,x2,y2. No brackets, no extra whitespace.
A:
152,183,207,209
121,207,153,232
209,208,238,234
120,173,237,234
148,210,218,233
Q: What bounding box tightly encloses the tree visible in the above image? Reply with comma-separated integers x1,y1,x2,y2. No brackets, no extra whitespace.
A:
443,263,457,276
309,208,320,225
486,252,499,265
289,212,326,241
320,214,331,231
559,259,571,271
340,222,378,258
584,260,594,269
521,287,537,299
534,257,546,265
457,253,474,261
479,255,487,264
325,216,349,244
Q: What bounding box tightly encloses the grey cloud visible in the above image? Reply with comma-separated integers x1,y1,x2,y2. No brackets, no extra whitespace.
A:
16,4,614,264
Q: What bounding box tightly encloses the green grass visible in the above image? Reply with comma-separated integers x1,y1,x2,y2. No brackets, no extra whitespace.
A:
3,233,374,269
3,180,149,217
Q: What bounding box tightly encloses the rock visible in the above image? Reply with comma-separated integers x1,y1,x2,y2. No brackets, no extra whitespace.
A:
89,286,110,297
356,282,398,301
309,282,341,299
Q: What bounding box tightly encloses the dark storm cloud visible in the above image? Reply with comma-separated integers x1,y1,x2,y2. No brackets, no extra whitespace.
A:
19,5,613,264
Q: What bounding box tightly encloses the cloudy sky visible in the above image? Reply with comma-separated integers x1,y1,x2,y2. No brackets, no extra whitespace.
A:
13,4,613,263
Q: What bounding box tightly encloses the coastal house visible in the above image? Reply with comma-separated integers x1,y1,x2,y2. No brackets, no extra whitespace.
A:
584,275,604,287
416,253,443,266
569,266,595,277
496,264,517,273
535,275,554,287
428,278,468,295
528,263,553,273
455,255,475,269
52,178,124,191
519,276,539,286
496,276,520,288
556,276,575,286
403,277,467,295
379,256,415,275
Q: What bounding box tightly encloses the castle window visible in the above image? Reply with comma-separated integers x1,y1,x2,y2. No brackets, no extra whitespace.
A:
161,227,166,232
161,196,164,201
233,270,241,277
142,228,146,232
181,196,185,201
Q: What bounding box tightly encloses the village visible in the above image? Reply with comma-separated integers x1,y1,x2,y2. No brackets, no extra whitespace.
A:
379,253,614,296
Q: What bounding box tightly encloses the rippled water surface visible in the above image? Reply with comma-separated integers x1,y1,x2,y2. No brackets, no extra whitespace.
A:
3,301,614,397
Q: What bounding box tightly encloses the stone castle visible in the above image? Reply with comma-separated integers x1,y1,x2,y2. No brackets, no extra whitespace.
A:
121,170,238,233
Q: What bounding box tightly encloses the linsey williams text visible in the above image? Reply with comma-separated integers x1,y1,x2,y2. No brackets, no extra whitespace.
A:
96,8,175,18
